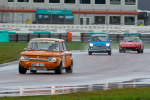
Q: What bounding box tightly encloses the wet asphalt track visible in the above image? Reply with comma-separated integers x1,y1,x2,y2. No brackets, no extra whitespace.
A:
0,49,150,96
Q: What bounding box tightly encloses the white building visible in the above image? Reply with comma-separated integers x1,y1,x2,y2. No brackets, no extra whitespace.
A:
0,0,138,25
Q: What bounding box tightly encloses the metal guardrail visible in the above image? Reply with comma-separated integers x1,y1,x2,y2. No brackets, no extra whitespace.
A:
81,33,150,43
9,33,68,42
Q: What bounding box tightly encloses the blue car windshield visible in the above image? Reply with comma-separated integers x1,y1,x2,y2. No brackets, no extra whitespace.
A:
92,36,108,42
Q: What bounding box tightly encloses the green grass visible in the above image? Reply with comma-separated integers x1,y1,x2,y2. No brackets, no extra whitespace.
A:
0,42,28,64
0,42,150,64
1,87,150,100
0,42,88,64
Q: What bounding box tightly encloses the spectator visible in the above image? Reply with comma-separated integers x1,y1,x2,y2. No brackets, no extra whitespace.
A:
26,19,31,24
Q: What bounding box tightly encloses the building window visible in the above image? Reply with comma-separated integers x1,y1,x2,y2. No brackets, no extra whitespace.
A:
49,0,60,3
95,0,106,4
110,0,121,5
125,16,135,25
8,0,14,2
80,18,83,25
109,16,120,25
95,16,105,24
64,0,75,3
125,0,136,5
18,0,29,2
33,0,44,3
80,0,91,4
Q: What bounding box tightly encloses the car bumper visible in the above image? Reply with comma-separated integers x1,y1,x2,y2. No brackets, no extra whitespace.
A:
19,60,61,70
120,47,140,51
89,49,111,53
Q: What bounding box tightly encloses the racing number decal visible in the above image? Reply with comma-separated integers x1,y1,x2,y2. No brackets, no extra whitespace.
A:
62,55,65,67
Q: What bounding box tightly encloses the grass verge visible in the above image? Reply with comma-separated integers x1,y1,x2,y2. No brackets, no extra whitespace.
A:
0,42,150,64
1,87,150,100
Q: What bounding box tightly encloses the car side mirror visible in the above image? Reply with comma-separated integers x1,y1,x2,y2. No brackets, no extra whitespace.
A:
24,48,27,51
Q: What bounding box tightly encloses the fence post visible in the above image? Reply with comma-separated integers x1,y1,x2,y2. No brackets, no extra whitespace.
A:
16,34,18,42
28,34,30,42
49,34,51,38
60,33,62,39
117,34,119,43
81,33,84,42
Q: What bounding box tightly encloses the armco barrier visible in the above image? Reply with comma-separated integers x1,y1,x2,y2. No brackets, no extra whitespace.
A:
9,33,68,42
81,33,150,43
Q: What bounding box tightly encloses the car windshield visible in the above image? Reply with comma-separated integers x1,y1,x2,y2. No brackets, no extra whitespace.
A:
123,37,139,42
27,40,60,51
92,36,108,42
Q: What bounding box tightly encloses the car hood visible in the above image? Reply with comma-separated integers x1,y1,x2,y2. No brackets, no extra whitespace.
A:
90,41,110,46
122,42,139,45
20,50,62,56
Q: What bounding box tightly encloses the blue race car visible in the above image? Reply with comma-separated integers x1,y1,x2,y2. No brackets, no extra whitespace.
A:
88,34,111,55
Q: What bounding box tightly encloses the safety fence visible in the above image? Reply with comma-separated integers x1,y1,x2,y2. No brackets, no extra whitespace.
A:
0,30,71,42
81,33,150,43
9,33,68,42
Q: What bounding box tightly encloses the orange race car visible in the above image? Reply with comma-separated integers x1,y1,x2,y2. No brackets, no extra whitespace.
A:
19,38,73,74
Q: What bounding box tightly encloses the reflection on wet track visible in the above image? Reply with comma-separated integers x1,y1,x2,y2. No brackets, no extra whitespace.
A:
1,78,150,97
1,50,150,97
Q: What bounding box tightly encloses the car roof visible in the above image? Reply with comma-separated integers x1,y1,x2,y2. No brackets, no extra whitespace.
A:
91,34,108,37
31,38,65,42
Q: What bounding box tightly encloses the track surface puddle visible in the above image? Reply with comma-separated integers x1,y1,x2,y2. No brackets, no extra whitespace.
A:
1,78,150,97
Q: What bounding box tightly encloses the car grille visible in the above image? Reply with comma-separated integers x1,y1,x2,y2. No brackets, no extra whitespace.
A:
93,46,107,50
29,58,48,61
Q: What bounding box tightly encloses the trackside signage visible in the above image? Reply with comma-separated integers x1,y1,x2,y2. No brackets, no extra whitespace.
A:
0,33,9,42
36,9,72,15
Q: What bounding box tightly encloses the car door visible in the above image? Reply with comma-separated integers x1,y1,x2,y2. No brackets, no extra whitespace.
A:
62,42,72,68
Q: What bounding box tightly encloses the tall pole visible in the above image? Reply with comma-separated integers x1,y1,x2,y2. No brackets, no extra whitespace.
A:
2,6,4,23
22,7,24,24
64,8,66,24
78,9,80,25
93,9,94,25
8,7,9,23
51,8,52,24
12,7,13,23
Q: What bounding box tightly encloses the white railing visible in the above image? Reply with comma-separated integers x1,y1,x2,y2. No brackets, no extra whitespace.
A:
0,24,150,35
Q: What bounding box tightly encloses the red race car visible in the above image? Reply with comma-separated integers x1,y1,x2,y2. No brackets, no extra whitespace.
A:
119,37,144,53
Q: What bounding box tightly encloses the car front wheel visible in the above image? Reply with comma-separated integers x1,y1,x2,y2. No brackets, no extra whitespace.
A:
19,64,27,74
108,50,111,55
88,51,92,55
66,60,73,73
119,49,122,53
55,62,63,74
137,49,141,53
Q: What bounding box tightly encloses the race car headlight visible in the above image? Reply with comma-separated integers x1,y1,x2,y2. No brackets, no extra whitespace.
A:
20,56,29,61
120,43,122,46
106,43,110,47
136,43,139,46
48,57,57,62
90,43,93,47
